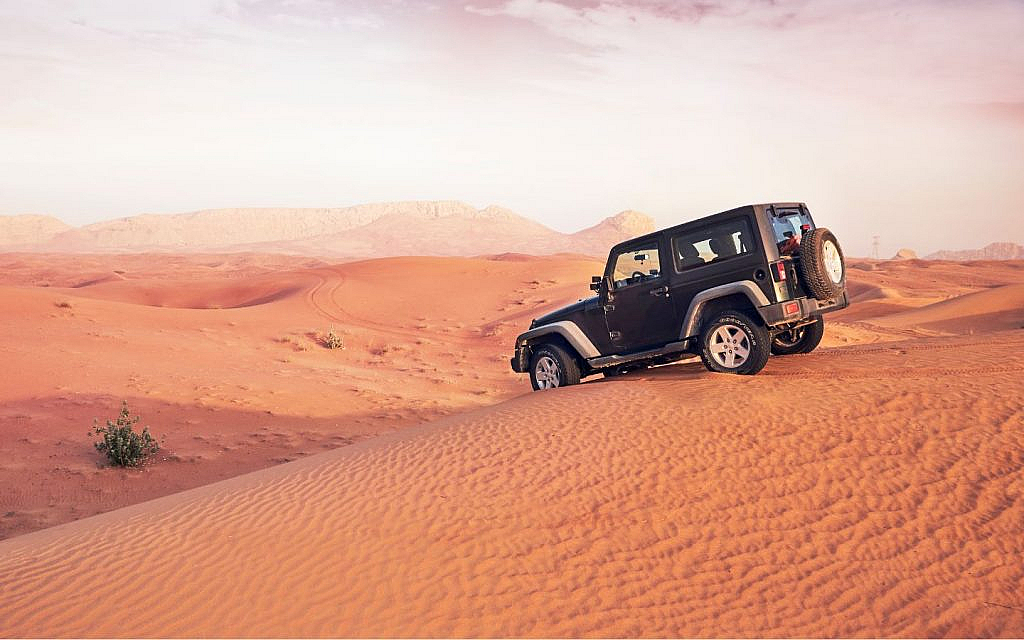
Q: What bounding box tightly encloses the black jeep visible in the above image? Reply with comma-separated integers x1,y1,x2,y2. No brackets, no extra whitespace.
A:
510,203,849,389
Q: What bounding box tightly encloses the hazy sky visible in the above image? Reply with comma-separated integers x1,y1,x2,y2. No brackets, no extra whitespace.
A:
2,0,1023,255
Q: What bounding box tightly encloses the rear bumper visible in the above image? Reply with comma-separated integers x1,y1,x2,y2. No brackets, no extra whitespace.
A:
759,289,849,326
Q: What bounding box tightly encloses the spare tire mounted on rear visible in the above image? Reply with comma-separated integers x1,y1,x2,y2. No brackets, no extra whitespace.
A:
799,227,845,300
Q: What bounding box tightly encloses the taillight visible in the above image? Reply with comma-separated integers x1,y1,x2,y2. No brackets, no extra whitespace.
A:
773,261,787,281
784,302,800,315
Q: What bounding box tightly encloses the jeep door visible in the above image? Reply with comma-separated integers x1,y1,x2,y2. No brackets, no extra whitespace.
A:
667,215,766,329
603,239,680,352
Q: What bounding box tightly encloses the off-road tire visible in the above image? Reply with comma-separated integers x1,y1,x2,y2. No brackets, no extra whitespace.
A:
529,343,581,390
699,310,770,375
771,316,825,355
799,227,846,300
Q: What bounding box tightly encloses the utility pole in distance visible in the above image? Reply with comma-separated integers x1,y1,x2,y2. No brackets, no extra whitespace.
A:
872,235,880,260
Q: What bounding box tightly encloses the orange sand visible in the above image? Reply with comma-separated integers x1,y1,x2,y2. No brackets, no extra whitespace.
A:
0,252,602,537
0,254,1022,636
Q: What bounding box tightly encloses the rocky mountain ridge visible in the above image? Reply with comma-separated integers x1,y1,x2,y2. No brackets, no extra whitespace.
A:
0,202,656,258
0,214,72,248
925,242,1024,261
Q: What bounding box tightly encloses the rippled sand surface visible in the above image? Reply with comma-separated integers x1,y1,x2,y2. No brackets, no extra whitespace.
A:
2,330,1022,637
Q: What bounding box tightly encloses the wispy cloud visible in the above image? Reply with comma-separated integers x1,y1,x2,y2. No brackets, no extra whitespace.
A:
466,0,1024,104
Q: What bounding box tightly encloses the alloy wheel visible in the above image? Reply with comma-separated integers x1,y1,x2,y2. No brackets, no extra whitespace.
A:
533,355,561,389
709,324,751,369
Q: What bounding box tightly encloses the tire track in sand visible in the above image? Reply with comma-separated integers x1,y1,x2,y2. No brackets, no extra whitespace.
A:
305,266,481,345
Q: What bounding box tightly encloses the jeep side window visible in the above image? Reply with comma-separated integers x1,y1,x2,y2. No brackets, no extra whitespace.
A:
672,218,754,271
611,244,661,289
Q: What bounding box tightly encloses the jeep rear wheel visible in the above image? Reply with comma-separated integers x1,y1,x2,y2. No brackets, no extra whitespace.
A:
529,343,581,390
699,311,770,375
799,227,846,300
771,316,825,355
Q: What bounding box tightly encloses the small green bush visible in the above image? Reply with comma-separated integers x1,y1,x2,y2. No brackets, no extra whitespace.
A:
92,401,159,467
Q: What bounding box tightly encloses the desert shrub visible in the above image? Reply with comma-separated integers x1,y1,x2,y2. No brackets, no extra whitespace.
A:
323,329,345,350
54,300,72,309
92,401,159,467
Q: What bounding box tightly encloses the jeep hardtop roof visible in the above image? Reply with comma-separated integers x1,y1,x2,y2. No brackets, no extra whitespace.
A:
606,202,809,257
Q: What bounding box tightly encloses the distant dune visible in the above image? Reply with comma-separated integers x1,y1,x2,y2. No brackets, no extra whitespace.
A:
874,282,1024,333
0,201,655,258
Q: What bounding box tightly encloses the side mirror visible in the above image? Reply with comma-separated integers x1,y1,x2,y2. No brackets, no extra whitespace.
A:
589,275,601,292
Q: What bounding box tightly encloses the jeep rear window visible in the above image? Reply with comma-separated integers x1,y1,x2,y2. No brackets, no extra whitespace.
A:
771,207,815,248
672,218,753,271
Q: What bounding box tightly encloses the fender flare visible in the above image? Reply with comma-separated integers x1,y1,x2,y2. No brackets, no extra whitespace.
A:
680,281,770,339
514,321,601,360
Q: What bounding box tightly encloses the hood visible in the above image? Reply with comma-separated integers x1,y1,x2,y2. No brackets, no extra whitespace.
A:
531,296,598,328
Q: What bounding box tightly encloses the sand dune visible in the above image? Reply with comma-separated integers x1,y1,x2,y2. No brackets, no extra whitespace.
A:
834,259,1024,326
845,280,902,303
1,253,1023,636
67,273,306,308
1,254,1021,540
873,283,1024,333
0,252,329,287
1,332,1022,637
0,252,602,538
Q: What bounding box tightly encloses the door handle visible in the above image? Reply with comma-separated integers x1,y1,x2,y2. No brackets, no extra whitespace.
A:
650,286,670,297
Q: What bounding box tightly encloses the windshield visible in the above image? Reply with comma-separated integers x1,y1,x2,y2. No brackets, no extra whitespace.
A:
771,207,815,256
610,244,661,289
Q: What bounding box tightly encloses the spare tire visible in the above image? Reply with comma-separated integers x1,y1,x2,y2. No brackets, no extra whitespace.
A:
798,227,846,300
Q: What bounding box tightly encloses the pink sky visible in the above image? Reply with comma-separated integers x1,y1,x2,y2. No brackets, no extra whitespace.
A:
1,0,1022,255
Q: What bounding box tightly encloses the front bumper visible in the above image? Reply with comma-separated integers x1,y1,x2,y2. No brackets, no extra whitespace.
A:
510,345,529,373
759,289,849,326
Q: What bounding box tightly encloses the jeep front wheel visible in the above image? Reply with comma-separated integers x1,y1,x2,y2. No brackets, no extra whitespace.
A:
699,311,770,375
529,343,581,390
771,316,825,355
